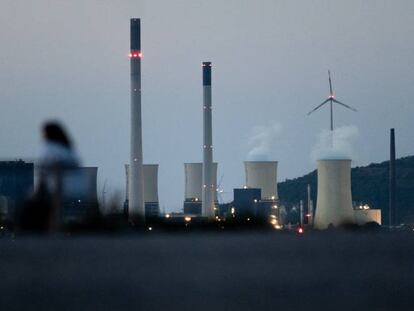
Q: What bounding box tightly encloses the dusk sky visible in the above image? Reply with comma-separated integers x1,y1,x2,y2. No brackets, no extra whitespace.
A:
1,0,413,211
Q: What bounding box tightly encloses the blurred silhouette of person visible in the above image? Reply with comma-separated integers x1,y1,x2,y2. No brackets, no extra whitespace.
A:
38,121,80,169
18,121,80,232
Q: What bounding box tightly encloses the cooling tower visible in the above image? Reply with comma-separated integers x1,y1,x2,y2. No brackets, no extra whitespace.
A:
314,159,355,229
129,18,145,220
184,163,218,201
125,164,159,203
244,161,278,201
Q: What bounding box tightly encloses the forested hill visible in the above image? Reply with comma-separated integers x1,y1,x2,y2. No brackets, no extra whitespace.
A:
278,156,414,224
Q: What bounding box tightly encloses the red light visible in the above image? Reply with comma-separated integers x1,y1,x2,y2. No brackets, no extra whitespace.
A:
129,50,142,59
298,227,304,234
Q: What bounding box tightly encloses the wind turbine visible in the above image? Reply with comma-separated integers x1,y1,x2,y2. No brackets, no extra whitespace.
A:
307,70,357,131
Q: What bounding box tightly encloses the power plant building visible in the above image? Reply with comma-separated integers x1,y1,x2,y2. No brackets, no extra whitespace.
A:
314,159,355,229
233,188,261,218
0,160,34,222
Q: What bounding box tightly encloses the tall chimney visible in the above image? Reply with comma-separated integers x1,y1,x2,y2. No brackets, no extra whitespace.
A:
307,184,313,226
389,128,396,227
202,62,215,218
128,18,145,221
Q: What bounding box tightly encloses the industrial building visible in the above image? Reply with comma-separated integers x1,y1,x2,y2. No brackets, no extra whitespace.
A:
125,164,160,219
233,188,261,217
354,205,382,225
183,162,217,215
0,160,34,222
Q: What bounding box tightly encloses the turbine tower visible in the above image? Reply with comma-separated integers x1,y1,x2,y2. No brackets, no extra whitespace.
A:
128,18,145,222
307,71,357,131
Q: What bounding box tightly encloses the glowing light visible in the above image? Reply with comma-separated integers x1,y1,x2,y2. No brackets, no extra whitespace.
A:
247,218,250,221
270,219,277,225
231,207,235,214
254,199,258,203
165,214,171,219
148,227,153,231
185,216,191,222
298,227,304,234
129,50,142,58
243,186,247,189
195,197,199,202
271,196,275,200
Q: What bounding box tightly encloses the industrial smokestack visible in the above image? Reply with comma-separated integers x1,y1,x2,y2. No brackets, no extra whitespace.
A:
314,159,355,229
307,184,313,225
128,18,145,221
202,62,215,218
389,128,396,227
244,161,278,201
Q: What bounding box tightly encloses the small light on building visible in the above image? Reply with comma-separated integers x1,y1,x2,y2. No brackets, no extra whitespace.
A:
148,227,153,231
185,216,191,222
165,214,170,219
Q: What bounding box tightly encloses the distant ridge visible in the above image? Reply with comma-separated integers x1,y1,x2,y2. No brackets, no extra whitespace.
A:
278,156,414,224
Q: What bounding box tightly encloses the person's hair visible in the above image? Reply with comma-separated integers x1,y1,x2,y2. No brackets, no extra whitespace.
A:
43,121,72,149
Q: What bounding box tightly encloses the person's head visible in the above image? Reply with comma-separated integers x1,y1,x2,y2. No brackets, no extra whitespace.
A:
42,121,72,149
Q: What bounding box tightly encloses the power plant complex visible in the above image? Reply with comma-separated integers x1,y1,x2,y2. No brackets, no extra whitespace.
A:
0,17,397,233
121,17,385,230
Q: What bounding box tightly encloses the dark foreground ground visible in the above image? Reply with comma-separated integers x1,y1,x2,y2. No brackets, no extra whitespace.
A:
0,231,413,311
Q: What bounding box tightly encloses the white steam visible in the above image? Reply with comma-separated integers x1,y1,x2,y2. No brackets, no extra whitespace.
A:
246,122,282,161
311,125,359,161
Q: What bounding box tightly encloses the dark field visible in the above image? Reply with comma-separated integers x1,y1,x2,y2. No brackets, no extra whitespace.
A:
0,231,413,311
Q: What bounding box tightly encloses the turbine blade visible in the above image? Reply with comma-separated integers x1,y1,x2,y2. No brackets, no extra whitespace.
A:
328,70,333,96
332,98,357,112
307,98,330,115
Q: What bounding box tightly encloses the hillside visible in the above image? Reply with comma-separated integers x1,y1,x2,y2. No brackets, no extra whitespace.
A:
278,156,414,224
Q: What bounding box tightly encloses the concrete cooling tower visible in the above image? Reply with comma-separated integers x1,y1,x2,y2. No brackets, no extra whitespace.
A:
244,161,278,201
184,162,217,215
125,164,159,218
314,159,355,229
